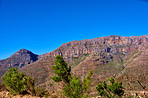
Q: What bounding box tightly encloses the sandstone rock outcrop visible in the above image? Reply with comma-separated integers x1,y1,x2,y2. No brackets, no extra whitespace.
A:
48,35,148,61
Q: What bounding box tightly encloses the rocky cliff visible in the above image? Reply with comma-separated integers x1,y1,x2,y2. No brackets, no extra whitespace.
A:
49,35,148,60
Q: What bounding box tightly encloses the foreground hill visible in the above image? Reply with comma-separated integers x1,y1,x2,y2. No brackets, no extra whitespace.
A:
19,35,148,92
0,49,38,78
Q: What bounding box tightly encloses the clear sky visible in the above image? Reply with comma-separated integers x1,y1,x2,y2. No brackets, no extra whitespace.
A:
0,0,148,59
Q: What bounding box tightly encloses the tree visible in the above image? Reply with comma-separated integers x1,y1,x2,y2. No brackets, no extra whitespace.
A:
51,55,71,84
63,70,93,98
63,75,83,98
26,76,36,95
96,77,124,98
2,68,27,94
82,70,93,97
2,68,47,96
51,55,93,98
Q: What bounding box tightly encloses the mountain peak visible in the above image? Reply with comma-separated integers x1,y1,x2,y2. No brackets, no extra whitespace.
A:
0,49,38,68
15,49,31,54
18,48,30,51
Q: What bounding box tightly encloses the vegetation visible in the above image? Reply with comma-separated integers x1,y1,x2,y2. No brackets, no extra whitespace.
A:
2,67,47,97
51,55,93,98
26,76,47,97
51,55,71,84
96,77,124,98
63,75,83,98
63,71,92,98
1,54,146,98
2,68,28,94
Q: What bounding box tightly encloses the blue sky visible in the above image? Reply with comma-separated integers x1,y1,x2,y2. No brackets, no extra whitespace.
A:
0,0,148,59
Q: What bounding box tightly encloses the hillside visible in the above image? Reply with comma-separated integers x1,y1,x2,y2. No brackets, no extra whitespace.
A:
19,35,148,92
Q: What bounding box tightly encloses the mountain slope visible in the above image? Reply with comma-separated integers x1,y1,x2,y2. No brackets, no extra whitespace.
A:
19,35,148,91
116,48,148,90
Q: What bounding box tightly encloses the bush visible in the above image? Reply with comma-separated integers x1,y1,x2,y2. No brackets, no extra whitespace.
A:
96,77,124,98
63,75,83,98
63,71,92,98
2,68,27,94
2,68,47,97
26,76,36,95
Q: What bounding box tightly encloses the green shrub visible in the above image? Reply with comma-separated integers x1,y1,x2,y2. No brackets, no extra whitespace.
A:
2,68,27,94
26,76,36,95
63,71,92,98
63,75,82,98
96,77,124,98
2,68,47,97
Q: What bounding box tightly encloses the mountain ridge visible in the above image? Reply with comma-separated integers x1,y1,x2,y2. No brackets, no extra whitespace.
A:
19,35,148,92
0,35,147,92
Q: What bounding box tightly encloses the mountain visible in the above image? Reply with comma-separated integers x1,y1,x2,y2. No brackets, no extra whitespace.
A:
19,35,148,92
0,49,38,78
0,35,147,92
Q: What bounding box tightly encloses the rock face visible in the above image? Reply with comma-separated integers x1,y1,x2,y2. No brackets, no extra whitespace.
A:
0,49,38,78
48,35,148,60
